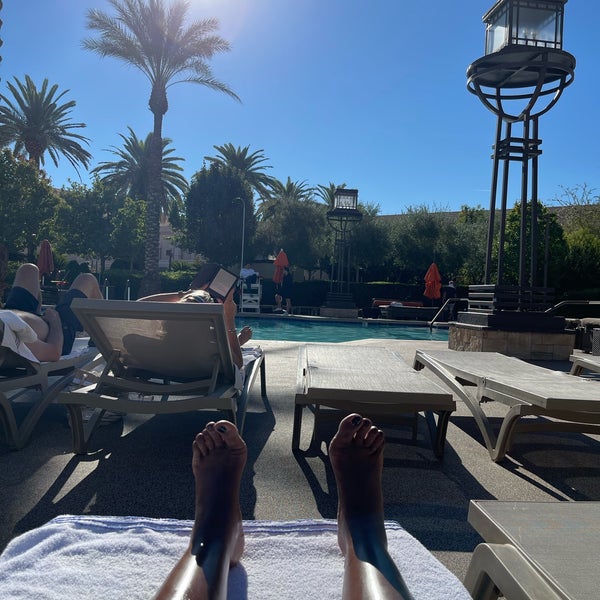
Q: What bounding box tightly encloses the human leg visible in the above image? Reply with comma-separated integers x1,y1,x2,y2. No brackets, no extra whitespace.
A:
54,273,104,354
154,421,246,600
4,263,42,313
330,414,414,600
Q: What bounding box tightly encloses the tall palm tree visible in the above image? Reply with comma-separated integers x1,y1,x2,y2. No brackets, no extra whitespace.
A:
92,127,188,217
258,176,314,221
204,143,276,199
0,75,91,173
83,0,240,294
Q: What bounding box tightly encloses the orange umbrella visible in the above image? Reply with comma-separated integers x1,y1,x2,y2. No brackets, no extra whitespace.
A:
273,249,289,284
37,239,54,283
423,262,442,300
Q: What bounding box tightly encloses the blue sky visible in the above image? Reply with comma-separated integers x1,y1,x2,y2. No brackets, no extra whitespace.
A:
1,0,598,215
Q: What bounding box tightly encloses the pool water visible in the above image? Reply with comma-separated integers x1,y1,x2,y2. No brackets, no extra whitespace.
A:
236,317,448,343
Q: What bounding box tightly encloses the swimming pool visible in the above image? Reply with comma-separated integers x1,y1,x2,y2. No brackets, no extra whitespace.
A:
236,317,448,343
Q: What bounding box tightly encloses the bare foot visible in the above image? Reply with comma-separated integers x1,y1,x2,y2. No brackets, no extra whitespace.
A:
329,413,387,557
237,326,253,347
190,421,247,577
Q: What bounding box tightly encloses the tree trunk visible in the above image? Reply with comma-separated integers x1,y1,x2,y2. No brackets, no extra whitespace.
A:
138,110,163,296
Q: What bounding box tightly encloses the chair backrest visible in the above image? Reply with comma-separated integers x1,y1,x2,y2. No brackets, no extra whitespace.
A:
71,298,235,381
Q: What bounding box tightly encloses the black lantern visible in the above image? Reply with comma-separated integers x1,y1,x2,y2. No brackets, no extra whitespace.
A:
484,0,566,55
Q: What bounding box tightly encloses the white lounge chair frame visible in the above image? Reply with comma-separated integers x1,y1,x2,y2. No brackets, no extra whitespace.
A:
414,349,600,462
1,322,96,450
58,299,266,453
294,344,455,457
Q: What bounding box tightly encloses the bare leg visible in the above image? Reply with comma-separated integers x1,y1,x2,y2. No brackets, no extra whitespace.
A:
11,263,42,310
154,421,246,600
330,414,414,600
69,273,103,299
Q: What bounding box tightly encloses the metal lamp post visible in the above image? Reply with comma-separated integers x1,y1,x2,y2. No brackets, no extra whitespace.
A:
467,0,575,315
235,197,246,310
327,188,362,294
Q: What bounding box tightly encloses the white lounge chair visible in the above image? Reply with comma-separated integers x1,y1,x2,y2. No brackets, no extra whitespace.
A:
414,349,600,461
57,298,266,453
294,343,455,457
0,317,96,450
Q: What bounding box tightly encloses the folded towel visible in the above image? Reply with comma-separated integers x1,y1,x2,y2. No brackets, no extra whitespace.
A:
0,516,470,600
0,311,39,363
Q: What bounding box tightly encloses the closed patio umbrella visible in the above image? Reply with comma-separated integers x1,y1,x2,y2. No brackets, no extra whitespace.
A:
37,239,54,285
423,262,442,301
273,249,289,284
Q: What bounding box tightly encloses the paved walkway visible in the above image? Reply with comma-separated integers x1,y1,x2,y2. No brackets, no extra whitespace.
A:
2,339,600,585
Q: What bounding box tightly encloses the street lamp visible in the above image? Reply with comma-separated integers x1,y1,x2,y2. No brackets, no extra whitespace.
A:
467,0,574,308
326,188,362,294
235,197,245,310
235,197,246,274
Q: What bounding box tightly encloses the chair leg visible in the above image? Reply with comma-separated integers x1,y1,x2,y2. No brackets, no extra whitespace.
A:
465,543,562,600
292,404,303,450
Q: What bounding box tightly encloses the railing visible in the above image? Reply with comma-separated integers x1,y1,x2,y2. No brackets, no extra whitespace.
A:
545,300,600,314
428,298,469,332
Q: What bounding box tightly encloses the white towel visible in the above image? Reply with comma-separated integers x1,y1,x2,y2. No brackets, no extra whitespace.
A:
0,310,39,363
0,516,470,600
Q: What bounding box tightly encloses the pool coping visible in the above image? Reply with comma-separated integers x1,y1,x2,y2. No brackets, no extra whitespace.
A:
236,312,449,330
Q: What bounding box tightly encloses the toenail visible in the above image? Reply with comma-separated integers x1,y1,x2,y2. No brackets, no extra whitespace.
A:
351,416,362,426
217,425,227,433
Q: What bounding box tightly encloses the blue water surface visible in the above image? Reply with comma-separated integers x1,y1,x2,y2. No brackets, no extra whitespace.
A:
236,317,448,343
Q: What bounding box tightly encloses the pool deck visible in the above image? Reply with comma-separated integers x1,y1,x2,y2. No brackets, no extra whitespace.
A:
2,338,600,588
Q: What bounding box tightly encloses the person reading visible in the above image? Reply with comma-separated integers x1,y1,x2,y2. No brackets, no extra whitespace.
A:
137,263,252,369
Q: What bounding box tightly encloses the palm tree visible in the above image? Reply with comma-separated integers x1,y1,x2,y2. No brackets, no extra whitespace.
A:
204,143,276,199
258,177,314,221
92,127,188,217
83,0,240,294
315,182,347,209
0,75,91,173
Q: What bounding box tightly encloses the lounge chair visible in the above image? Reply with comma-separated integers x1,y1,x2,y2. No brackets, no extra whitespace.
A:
294,343,455,457
0,516,472,599
569,352,600,377
465,499,599,600
57,298,266,453
413,349,600,462
0,316,96,450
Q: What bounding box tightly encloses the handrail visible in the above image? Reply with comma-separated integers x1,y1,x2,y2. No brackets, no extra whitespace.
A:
428,298,468,332
545,299,600,314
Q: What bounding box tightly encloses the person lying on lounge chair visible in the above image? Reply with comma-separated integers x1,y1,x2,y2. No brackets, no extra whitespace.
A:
138,264,252,370
153,414,415,600
2,263,103,362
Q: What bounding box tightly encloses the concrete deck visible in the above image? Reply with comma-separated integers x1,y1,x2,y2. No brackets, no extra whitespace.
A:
2,339,600,586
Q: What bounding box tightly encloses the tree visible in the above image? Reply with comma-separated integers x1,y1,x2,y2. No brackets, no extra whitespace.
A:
562,228,600,291
92,127,188,217
552,183,600,237
315,182,347,209
0,149,59,260
184,163,255,267
454,205,489,285
495,200,567,289
255,196,328,271
54,179,123,275
258,177,313,221
347,203,392,282
84,0,239,294
0,75,91,173
110,196,146,270
204,143,276,200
